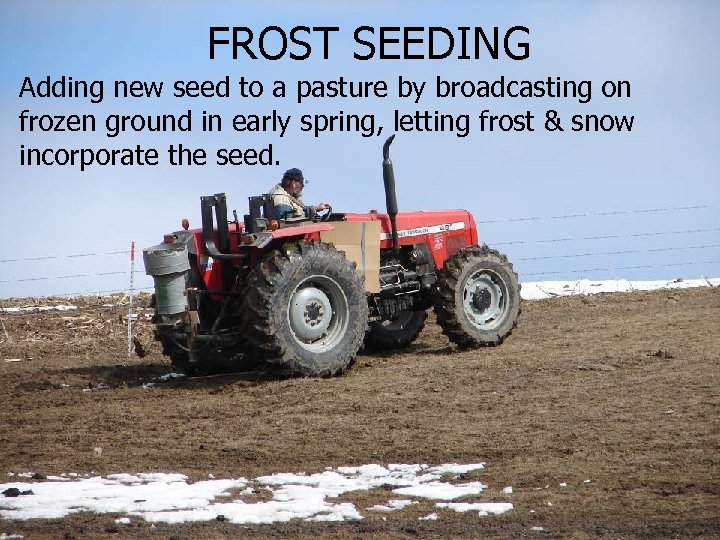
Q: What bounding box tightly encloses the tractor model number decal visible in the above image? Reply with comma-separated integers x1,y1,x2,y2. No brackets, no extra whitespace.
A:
380,221,465,240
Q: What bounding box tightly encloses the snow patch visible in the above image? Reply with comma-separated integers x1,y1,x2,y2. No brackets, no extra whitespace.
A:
427,463,485,475
521,278,719,300
1,305,77,313
393,481,487,500
367,499,416,512
0,463,500,525
436,502,514,516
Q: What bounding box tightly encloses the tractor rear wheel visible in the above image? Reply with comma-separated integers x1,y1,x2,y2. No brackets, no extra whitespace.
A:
433,245,520,347
365,310,427,349
242,241,368,377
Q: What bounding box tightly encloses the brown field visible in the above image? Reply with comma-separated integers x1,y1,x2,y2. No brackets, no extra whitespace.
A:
1,286,719,539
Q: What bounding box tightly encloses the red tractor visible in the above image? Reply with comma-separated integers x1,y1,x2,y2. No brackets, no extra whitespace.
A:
143,136,520,376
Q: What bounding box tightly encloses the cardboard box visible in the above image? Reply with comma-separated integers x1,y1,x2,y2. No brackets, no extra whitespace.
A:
320,221,381,293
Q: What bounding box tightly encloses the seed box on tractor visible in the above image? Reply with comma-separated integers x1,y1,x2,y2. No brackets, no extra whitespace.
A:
143,136,520,376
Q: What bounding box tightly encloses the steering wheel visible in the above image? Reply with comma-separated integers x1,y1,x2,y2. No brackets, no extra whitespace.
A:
319,205,333,222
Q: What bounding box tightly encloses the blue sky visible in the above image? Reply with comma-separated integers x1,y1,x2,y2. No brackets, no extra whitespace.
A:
1,0,718,298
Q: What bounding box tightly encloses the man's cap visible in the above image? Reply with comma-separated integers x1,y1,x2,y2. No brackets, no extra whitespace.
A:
282,167,308,184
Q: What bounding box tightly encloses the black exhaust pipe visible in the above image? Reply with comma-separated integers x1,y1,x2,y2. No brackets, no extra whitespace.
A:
382,135,399,253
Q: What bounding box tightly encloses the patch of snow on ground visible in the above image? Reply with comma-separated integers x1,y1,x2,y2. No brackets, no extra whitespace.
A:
0,474,245,521
0,305,77,313
367,499,416,512
426,463,485,475
0,463,506,525
393,481,487,500
436,502,514,516
156,372,187,382
521,278,719,300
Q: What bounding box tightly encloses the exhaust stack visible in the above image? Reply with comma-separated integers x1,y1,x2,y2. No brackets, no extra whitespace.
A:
382,135,399,253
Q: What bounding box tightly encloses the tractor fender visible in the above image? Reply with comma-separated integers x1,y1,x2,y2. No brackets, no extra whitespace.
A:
271,223,335,238
242,223,336,249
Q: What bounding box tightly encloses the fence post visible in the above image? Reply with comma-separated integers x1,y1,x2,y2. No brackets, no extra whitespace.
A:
127,241,135,357
0,299,11,343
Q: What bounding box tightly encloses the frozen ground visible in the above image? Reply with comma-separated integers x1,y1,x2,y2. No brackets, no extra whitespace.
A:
1,284,719,539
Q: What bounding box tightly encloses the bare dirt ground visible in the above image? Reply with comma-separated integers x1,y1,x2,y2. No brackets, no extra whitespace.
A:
1,286,719,539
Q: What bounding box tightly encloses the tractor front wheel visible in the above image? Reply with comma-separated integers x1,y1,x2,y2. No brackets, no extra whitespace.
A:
433,245,521,347
242,242,368,377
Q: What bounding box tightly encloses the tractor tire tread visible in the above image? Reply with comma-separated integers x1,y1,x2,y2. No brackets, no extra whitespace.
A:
241,241,368,377
433,244,521,348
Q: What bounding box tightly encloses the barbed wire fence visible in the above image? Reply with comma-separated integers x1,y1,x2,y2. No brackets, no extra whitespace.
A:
0,202,718,296
0,202,718,353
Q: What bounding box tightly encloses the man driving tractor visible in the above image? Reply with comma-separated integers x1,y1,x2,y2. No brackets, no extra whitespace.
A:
268,167,331,220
